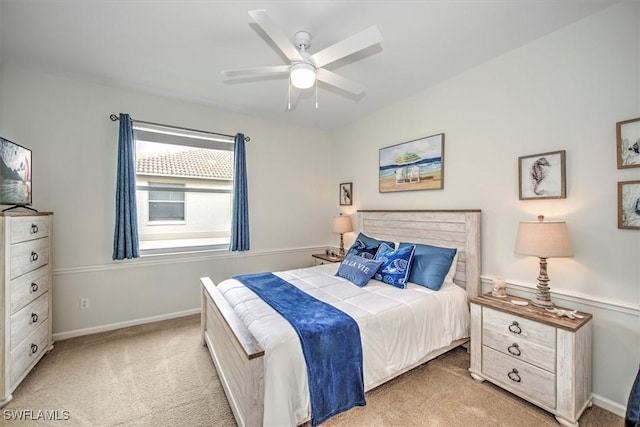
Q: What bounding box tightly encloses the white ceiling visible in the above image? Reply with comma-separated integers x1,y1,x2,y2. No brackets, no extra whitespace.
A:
0,0,620,131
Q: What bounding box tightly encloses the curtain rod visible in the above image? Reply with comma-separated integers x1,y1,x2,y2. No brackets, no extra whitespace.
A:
109,114,250,142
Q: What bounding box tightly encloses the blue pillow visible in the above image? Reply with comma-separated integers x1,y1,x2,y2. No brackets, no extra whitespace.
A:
399,242,457,291
374,243,416,289
336,254,384,287
347,233,395,259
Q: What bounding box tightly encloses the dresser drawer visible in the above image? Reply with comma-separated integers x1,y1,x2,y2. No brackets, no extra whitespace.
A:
10,293,49,351
483,307,556,349
10,216,50,244
482,346,556,408
10,265,49,315
10,237,49,279
10,319,49,387
483,326,556,373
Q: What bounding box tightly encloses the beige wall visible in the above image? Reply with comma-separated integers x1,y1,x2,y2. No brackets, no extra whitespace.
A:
331,2,640,415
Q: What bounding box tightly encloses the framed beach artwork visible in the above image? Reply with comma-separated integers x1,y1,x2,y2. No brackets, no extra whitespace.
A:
618,180,640,229
379,133,444,193
339,182,352,206
617,117,640,169
518,150,566,200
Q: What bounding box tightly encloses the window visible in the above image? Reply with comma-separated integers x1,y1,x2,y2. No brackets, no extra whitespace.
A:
133,122,234,254
148,183,185,222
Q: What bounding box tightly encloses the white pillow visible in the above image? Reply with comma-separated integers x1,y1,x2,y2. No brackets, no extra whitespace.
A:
445,251,458,283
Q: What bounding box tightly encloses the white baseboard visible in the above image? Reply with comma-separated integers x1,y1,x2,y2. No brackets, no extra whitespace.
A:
52,308,201,341
592,393,627,417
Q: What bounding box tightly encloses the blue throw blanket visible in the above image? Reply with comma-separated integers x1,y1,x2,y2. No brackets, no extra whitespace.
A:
234,272,366,426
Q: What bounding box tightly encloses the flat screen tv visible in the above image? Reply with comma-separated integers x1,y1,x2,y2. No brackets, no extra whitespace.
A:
0,136,32,207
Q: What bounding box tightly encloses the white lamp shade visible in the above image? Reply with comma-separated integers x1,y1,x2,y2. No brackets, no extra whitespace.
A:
290,63,316,89
514,220,573,258
332,215,353,234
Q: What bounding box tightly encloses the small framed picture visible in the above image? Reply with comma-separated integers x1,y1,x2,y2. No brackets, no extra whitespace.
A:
339,182,352,206
617,117,640,169
518,150,566,200
618,180,640,229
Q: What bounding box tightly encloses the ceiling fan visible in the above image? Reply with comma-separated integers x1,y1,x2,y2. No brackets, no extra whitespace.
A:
221,10,382,108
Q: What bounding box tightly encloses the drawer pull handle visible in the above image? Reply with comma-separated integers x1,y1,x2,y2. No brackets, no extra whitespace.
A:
31,313,39,323
30,344,38,355
30,251,39,262
507,343,521,356
508,321,522,334
507,368,521,383
30,224,39,234
31,282,39,293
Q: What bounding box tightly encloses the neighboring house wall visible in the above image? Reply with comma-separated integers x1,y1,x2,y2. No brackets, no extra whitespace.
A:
136,175,232,240
331,2,639,415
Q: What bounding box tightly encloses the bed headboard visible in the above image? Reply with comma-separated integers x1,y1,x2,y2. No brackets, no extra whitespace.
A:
357,210,482,298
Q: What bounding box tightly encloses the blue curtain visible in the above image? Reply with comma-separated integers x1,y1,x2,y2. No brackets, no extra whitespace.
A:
112,113,140,260
230,133,250,251
627,365,640,427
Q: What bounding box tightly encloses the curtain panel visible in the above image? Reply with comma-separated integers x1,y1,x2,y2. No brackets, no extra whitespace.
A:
230,133,250,251
112,113,140,260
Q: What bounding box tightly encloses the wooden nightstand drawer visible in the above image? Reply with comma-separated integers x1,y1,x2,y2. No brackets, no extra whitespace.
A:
482,346,556,408
484,307,556,349
483,307,556,373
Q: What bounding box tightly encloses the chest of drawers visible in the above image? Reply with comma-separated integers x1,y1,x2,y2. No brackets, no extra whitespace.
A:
0,212,54,407
469,293,592,427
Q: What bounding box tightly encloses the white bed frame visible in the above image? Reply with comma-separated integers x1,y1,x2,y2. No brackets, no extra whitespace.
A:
200,209,481,427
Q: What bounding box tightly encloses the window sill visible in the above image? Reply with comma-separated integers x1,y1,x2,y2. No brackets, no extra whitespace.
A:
139,237,230,256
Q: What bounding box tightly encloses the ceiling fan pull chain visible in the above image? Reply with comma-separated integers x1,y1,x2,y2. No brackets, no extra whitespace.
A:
287,78,292,111
315,82,319,109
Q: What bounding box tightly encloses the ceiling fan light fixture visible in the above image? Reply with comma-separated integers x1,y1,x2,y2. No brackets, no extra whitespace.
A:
290,63,316,89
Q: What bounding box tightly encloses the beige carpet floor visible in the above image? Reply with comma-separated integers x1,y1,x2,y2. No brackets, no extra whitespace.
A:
3,315,623,426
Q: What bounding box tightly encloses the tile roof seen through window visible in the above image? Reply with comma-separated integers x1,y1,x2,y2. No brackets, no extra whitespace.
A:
137,148,233,180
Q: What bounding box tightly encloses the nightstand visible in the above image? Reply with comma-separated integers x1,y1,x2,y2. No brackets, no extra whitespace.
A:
469,293,593,427
312,253,343,266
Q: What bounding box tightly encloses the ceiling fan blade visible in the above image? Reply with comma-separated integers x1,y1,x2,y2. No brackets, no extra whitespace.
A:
316,68,365,95
310,26,382,69
248,10,304,63
221,65,290,79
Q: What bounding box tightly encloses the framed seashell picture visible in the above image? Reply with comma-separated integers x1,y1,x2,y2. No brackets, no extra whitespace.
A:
618,180,640,230
617,117,640,169
518,150,566,200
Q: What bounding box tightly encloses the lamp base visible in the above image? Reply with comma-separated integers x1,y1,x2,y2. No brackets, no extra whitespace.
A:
531,295,554,309
530,257,554,308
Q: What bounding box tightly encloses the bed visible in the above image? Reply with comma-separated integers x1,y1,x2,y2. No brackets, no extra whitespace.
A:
200,209,481,426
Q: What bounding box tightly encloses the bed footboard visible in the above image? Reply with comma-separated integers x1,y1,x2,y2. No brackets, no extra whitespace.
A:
200,277,265,427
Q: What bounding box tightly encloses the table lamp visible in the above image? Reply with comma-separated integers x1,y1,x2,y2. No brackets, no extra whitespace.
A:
332,214,353,256
514,215,573,308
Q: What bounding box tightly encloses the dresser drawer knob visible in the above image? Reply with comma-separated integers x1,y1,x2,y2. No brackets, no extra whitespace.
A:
507,343,521,356
31,313,39,324
507,368,521,383
31,282,39,293
508,321,522,334
30,251,39,262
30,224,39,234
30,344,38,355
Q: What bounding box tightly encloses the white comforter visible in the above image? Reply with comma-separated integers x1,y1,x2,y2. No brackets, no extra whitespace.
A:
217,263,470,426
